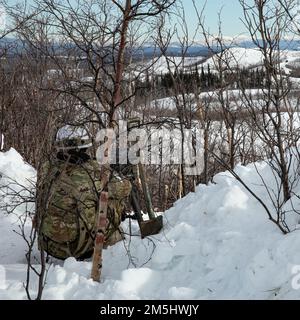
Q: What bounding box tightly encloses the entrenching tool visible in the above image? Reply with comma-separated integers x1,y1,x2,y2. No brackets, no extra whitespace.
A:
128,118,163,238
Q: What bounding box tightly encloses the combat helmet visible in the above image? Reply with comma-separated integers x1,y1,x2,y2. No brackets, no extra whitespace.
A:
55,125,93,151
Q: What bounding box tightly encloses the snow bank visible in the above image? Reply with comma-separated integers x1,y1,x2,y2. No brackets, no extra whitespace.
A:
0,148,35,184
1,149,300,299
0,149,36,265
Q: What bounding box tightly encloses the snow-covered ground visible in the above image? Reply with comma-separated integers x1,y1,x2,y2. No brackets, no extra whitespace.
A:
0,149,36,265
1,148,300,299
149,89,300,114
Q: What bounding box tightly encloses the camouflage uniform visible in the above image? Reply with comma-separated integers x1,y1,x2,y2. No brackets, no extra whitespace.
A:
36,157,131,260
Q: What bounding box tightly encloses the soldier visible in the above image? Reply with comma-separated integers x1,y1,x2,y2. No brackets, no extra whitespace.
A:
35,125,132,260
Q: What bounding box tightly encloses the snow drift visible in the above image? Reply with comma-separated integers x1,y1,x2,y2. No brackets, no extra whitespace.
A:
0,148,300,299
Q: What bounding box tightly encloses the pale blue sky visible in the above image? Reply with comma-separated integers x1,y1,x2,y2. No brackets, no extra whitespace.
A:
6,0,247,38
181,0,246,37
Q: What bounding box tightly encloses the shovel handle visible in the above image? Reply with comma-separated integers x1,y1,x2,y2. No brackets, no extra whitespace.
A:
138,163,155,220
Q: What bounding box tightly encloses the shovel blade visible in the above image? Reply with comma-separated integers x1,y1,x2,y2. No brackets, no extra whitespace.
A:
139,215,163,239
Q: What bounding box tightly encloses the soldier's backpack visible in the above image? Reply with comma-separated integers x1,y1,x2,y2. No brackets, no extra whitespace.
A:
37,158,131,260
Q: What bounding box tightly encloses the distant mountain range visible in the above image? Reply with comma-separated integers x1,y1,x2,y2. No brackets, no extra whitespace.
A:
141,40,300,57
2,37,300,58
238,40,300,51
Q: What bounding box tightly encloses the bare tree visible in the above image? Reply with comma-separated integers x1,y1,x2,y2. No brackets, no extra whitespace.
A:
3,0,176,286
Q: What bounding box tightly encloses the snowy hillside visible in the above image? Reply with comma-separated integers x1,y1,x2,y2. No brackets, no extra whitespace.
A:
202,47,265,71
203,47,300,73
145,47,300,75
1,148,300,299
